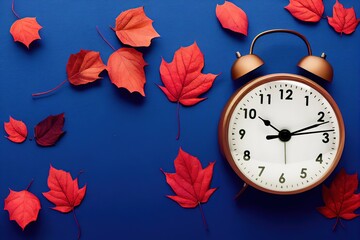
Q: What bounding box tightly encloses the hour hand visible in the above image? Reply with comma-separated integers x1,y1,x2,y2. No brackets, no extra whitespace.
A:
258,116,280,132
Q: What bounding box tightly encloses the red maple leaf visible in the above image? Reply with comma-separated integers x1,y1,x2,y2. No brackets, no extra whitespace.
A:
4,116,27,143
107,48,147,96
327,0,360,35
34,113,65,147
4,181,41,230
317,169,360,229
161,148,217,228
158,42,218,139
216,1,248,36
285,0,324,22
66,49,106,86
10,17,42,49
114,7,160,47
43,165,86,240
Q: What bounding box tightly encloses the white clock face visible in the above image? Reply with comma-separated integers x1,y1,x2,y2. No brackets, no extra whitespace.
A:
227,79,343,193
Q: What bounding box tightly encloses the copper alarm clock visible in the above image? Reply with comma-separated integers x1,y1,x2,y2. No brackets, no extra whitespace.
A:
219,29,345,195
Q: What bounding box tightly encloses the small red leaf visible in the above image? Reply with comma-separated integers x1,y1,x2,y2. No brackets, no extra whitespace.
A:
327,0,360,35
43,165,87,213
285,0,324,22
4,188,41,230
107,48,147,96
162,148,217,207
4,116,27,143
216,1,248,36
34,113,65,147
317,169,360,229
10,17,42,48
66,50,106,86
115,7,160,47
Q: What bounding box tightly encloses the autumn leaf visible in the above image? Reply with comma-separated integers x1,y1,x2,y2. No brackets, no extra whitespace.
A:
43,165,86,239
10,17,42,49
67,50,106,86
285,0,324,22
327,0,360,35
34,113,65,147
4,181,41,230
161,148,217,229
4,116,27,143
158,42,218,139
114,7,160,47
317,169,360,230
216,1,248,36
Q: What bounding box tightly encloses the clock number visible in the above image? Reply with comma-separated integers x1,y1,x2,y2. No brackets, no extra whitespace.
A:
305,96,309,106
243,108,257,119
279,173,285,183
260,94,271,104
316,153,323,164
243,150,251,161
258,166,265,176
239,129,246,139
279,89,293,100
322,133,329,143
300,168,307,179
317,111,325,122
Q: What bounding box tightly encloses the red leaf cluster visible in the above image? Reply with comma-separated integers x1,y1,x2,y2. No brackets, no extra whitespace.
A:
317,169,360,229
4,116,27,143
216,1,248,36
328,0,360,35
115,7,160,47
43,166,87,213
162,148,217,208
35,113,65,147
4,187,41,230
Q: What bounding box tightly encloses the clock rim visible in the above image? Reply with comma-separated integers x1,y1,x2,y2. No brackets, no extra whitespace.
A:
218,73,345,195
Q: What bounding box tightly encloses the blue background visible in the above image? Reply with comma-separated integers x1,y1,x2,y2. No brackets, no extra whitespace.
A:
0,0,359,239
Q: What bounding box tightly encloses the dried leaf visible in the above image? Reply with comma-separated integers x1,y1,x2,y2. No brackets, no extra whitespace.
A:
327,0,360,35
4,187,41,230
158,42,218,139
115,7,160,47
216,1,248,36
67,50,106,86
4,116,27,143
285,0,324,22
317,169,360,229
107,48,147,96
43,165,87,213
10,17,42,48
34,113,65,147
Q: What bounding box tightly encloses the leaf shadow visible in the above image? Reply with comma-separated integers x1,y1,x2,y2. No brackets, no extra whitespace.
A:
110,86,145,106
218,25,248,43
13,39,42,52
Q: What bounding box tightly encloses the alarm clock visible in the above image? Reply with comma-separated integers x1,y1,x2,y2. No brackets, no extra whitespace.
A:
218,29,345,195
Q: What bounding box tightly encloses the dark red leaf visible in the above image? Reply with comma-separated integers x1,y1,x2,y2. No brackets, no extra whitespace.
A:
327,0,360,35
34,113,65,147
285,0,324,22
317,169,360,229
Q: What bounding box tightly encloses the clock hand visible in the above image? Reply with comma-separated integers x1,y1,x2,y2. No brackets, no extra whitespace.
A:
258,116,280,132
266,129,334,140
291,121,329,134
284,142,287,165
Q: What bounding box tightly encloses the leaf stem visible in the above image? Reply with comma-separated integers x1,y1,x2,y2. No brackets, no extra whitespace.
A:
26,179,34,191
32,79,68,97
198,203,208,231
11,0,21,19
96,26,116,51
73,209,81,240
234,182,249,200
176,102,181,140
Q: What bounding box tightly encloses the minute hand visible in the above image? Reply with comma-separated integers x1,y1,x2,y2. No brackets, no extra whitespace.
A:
291,121,329,134
266,129,334,140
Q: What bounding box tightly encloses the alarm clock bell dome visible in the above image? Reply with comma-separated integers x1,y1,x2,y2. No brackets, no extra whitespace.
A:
231,52,264,80
297,53,333,82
